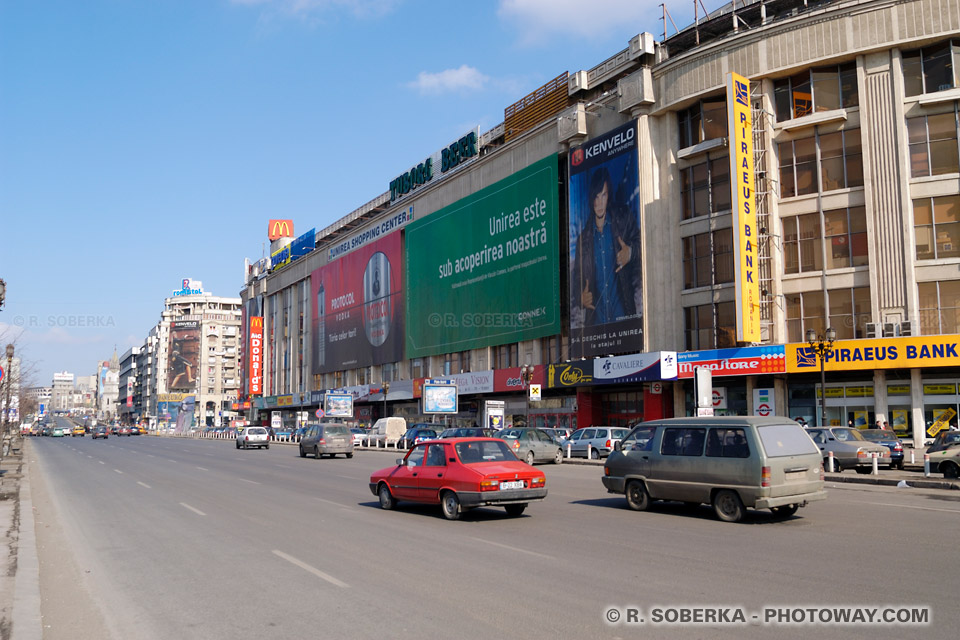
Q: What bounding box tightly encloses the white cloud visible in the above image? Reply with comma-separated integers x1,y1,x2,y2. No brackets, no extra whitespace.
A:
229,0,399,19
498,0,656,45
408,65,490,95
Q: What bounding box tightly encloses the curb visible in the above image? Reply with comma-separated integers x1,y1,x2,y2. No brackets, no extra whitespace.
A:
824,473,959,490
11,444,42,640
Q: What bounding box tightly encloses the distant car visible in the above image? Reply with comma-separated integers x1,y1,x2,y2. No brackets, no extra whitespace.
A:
439,427,497,439
92,426,109,439
927,430,960,455
236,427,270,450
926,445,960,478
119,427,133,436
859,429,905,469
299,423,354,459
350,427,368,446
806,427,892,473
128,425,141,436
397,426,439,450
495,427,564,465
71,425,85,437
369,438,547,520
562,427,631,459
51,427,65,437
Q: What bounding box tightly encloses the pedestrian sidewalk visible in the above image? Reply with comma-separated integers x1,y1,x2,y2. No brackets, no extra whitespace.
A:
0,441,42,640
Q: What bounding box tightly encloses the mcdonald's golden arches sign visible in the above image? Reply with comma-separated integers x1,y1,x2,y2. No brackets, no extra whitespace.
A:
268,219,294,241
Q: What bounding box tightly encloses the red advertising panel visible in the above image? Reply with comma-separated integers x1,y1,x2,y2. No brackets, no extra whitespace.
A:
126,380,133,407
249,316,264,395
311,233,404,375
493,365,545,393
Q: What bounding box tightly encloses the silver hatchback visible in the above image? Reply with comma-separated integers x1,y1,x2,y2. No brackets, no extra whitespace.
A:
299,423,355,459
563,426,631,459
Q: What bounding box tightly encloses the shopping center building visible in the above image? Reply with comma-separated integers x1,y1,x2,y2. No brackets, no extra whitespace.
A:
240,0,960,445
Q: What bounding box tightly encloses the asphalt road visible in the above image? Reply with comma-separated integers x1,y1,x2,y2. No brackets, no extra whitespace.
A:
25,428,959,640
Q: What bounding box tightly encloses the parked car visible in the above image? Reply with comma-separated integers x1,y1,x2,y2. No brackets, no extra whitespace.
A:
236,426,270,450
369,438,547,520
368,417,407,447
806,427,892,472
439,427,496,439
926,430,960,455
92,426,109,440
299,423,354,459
859,429,905,469
495,427,564,465
397,426,439,449
541,428,573,444
603,417,826,522
926,445,960,478
350,427,368,446
562,426,631,459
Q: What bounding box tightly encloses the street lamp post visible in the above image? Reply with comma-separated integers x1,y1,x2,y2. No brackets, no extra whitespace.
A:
3,344,13,442
520,364,534,427
382,381,390,420
806,328,836,427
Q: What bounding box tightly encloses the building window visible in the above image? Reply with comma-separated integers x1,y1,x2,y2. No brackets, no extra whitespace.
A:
411,359,426,379
684,301,736,350
919,280,960,334
382,362,398,382
903,40,960,97
779,128,862,198
332,371,344,388
786,288,871,342
774,63,858,121
783,213,823,273
678,97,728,148
907,112,959,178
824,207,869,269
356,367,370,385
540,336,560,364
680,154,730,219
682,229,734,289
914,194,960,260
493,344,518,369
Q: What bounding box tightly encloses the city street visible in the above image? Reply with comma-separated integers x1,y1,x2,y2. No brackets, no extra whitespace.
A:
22,429,959,639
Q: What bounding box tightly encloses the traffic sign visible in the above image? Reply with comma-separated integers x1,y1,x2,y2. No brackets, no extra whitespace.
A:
757,403,772,417
315,408,325,419
529,384,542,401
650,382,662,394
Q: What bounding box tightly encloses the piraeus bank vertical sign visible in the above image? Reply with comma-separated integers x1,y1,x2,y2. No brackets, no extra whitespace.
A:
727,72,760,343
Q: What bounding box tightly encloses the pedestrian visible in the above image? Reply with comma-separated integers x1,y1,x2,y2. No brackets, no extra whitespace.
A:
883,421,891,431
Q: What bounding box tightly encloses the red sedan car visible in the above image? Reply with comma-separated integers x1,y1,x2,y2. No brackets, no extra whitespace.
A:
369,438,547,520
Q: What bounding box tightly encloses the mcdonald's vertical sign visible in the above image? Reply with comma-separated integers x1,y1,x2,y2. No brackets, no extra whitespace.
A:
268,219,294,241
249,317,264,395
727,71,761,343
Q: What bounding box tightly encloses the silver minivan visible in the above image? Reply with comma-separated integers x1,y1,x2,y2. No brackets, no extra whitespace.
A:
602,417,826,522
563,426,631,459
299,423,355,459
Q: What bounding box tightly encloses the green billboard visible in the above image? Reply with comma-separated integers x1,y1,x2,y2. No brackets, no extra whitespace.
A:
405,154,561,357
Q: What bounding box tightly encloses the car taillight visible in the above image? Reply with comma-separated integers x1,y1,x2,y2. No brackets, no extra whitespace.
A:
530,476,545,488
480,479,500,491
894,444,903,451
319,438,326,444
512,441,519,449
761,466,771,487
244,436,249,441
605,440,611,448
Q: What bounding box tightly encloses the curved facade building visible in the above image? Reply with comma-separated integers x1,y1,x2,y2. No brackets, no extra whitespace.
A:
242,0,960,445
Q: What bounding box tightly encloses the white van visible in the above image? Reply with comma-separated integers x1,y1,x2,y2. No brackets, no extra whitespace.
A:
370,417,407,447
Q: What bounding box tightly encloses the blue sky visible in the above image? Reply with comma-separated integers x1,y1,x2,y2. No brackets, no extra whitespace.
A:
0,0,711,386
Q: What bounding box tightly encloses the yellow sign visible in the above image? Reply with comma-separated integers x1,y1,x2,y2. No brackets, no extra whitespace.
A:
853,410,869,427
158,393,189,403
887,385,910,396
844,385,874,398
277,395,294,407
816,387,844,399
727,72,760,343
786,335,960,373
928,407,957,437
923,384,957,395
891,409,909,435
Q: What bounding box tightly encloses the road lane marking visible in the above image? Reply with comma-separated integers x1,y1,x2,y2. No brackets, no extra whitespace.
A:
272,550,349,588
468,536,556,560
335,475,358,480
314,497,354,510
87,455,93,459
137,482,151,489
863,501,960,514
168,460,178,463
98,461,105,465
114,469,123,474
196,467,209,471
180,503,206,516
239,479,261,485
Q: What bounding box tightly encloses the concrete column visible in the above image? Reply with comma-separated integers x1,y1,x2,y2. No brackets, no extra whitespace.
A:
873,369,888,425
745,376,756,416
673,380,686,417
774,376,789,417
910,368,925,446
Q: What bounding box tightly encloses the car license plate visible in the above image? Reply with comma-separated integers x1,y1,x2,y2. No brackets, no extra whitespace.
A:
499,481,524,490
784,471,805,481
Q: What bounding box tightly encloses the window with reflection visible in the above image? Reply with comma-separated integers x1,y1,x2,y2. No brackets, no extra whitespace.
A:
907,112,959,178
824,207,869,269
902,39,960,96
786,288,870,341
680,154,730,219
682,229,734,289
678,98,728,148
918,280,960,334
774,63,858,121
783,213,823,273
914,194,960,260
684,301,736,350
780,128,862,198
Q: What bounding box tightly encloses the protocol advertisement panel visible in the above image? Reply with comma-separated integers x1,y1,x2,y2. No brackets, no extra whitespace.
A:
311,232,404,374
405,154,561,357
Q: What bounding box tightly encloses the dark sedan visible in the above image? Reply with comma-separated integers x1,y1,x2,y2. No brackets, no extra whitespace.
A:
397,427,439,450
859,430,905,469
92,427,109,440
439,427,497,439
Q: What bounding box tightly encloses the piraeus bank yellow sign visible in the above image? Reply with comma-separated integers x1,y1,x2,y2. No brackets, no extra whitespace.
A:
786,335,960,373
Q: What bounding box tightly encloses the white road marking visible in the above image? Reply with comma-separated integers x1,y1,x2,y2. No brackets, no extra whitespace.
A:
196,467,209,471
238,479,261,485
863,501,960,514
180,503,206,516
272,550,349,588
87,455,93,459
114,469,123,474
98,461,105,465
146,454,155,458
335,475,357,480
468,536,556,560
168,460,178,463
137,482,151,489
314,497,353,510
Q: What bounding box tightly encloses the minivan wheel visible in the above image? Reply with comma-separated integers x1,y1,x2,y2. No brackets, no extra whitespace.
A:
943,462,959,479
378,484,396,510
712,489,745,523
625,480,650,511
441,491,461,520
525,451,535,465
346,452,353,459
553,449,563,464
590,448,600,460
771,504,799,518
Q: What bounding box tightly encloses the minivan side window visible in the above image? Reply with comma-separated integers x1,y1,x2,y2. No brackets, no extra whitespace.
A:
661,428,706,456
705,428,750,458
621,427,656,452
